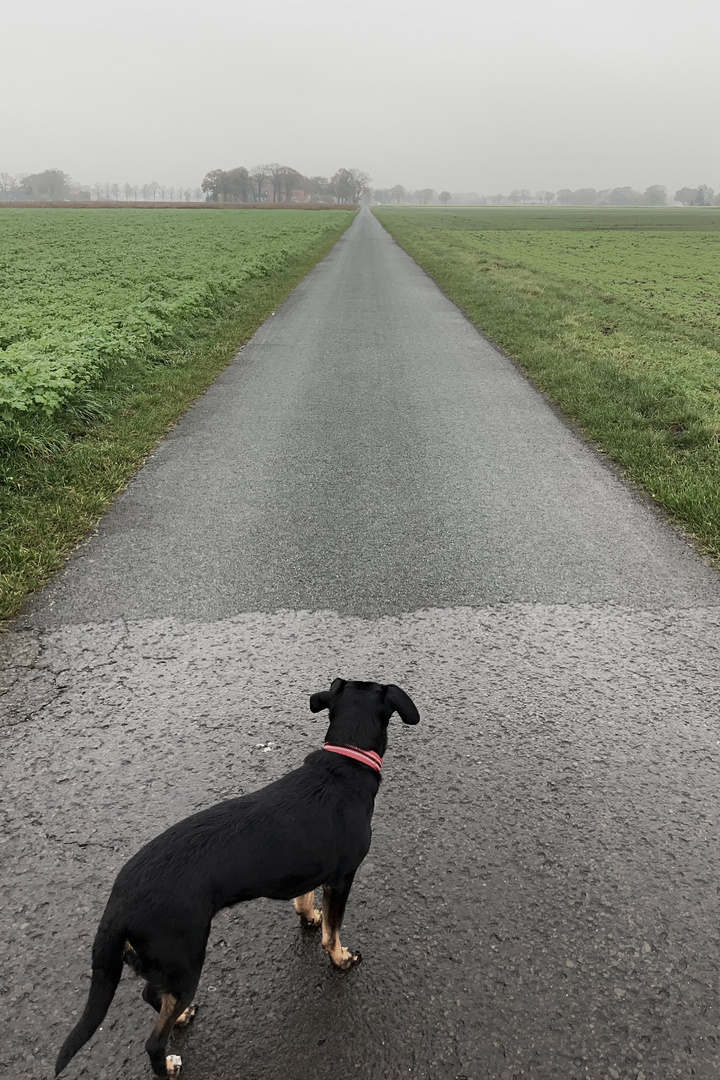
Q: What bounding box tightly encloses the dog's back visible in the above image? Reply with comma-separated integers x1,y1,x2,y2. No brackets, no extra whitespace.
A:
110,750,377,923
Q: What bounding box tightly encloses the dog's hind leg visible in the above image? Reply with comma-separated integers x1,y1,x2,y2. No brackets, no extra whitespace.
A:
294,891,322,927
321,877,362,971
145,988,197,1078
143,983,198,1029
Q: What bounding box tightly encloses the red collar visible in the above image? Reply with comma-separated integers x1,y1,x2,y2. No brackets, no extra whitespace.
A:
323,743,383,773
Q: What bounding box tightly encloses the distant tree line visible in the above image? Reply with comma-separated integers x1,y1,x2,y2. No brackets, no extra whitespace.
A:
0,169,76,201
3,169,717,209
0,165,371,205
371,183,720,207
673,185,717,206
0,169,206,203
200,165,370,204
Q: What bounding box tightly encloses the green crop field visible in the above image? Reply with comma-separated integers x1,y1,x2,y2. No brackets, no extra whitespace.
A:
0,207,355,618
375,205,720,563
0,208,353,435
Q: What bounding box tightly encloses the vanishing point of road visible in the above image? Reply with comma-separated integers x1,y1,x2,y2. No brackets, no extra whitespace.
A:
3,209,720,1080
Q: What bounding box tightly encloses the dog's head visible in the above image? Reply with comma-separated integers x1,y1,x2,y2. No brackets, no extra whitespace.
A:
309,678,419,757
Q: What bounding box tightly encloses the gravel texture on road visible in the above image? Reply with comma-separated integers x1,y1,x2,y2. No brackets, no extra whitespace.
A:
3,607,720,1080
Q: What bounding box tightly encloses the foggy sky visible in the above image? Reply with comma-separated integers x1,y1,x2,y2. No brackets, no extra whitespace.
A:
2,0,719,195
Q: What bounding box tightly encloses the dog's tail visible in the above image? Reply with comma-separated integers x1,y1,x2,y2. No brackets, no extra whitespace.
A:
55,912,126,1076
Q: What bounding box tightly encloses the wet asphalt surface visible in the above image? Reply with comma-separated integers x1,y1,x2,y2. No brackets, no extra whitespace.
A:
3,210,720,1080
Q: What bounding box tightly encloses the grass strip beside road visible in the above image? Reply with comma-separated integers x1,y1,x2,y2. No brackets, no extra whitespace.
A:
375,206,720,564
1,210,355,620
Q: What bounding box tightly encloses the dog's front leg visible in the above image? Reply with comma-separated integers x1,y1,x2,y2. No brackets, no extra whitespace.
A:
322,877,362,971
294,891,322,927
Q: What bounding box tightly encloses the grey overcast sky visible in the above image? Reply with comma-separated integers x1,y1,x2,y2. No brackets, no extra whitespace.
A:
2,0,719,195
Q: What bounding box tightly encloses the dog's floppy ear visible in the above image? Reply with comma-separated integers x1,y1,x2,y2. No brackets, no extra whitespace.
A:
386,684,420,725
309,678,345,713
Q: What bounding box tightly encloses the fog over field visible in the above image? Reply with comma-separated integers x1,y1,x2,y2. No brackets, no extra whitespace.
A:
2,0,719,195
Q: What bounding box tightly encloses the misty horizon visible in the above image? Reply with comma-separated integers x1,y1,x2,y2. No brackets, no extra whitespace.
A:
2,166,718,209
2,0,718,199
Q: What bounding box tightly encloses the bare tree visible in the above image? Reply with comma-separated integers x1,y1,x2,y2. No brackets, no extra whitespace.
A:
0,172,18,198
389,184,406,204
274,165,303,202
250,165,270,202
266,163,284,202
332,168,371,203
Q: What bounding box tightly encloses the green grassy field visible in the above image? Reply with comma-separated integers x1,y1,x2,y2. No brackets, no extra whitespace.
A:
375,206,720,563
0,208,355,619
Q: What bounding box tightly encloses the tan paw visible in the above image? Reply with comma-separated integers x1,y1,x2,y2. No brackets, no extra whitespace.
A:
174,1004,198,1029
332,947,362,971
166,1054,182,1077
301,907,323,928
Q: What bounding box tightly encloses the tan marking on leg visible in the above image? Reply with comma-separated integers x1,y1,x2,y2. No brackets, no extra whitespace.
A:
150,994,185,1074
154,993,179,1031
321,920,334,952
174,1005,198,1029
294,891,322,926
321,887,360,970
321,886,335,951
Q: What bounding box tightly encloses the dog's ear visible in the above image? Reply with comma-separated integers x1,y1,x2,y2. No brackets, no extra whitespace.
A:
386,684,420,725
309,678,345,713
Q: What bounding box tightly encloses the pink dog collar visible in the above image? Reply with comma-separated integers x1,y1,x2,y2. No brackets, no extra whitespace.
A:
323,744,383,773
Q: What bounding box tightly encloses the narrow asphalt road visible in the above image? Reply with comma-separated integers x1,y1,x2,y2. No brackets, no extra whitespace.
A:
2,209,720,1080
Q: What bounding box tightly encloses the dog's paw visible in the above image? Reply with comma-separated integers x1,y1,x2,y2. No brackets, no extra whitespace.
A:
301,908,323,928
174,1004,198,1030
332,948,362,972
165,1055,182,1078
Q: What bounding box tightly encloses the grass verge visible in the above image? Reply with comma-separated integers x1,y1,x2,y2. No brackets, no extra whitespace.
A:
374,207,720,565
1,217,354,620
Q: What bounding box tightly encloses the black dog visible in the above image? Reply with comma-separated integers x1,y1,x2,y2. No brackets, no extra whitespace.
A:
55,678,419,1078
